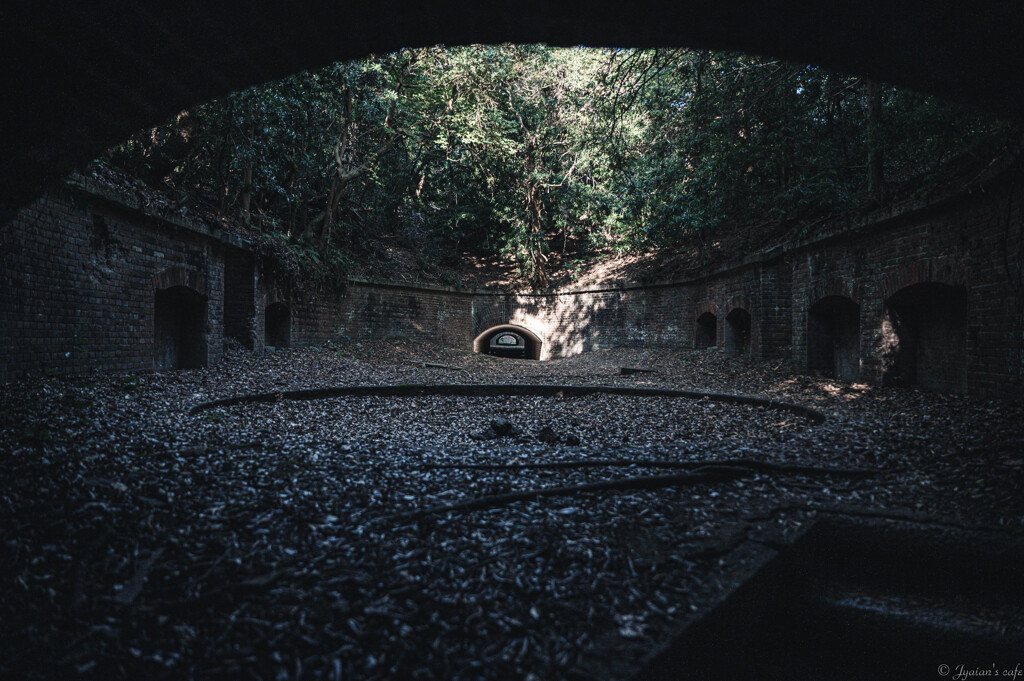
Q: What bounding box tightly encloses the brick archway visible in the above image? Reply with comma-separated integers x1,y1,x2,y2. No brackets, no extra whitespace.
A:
695,300,718,319
153,266,207,297
809,278,858,306
265,301,291,348
152,267,208,370
473,324,543,361
880,258,967,302
725,307,752,357
882,281,968,393
808,295,861,380
724,294,753,315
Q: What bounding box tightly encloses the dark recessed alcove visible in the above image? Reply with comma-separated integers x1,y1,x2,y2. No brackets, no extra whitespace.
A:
695,312,717,349
807,296,860,381
265,302,291,349
154,286,207,370
224,249,255,350
884,283,967,393
725,308,751,357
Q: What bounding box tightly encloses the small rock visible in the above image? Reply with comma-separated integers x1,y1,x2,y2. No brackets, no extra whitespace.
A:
537,426,560,444
490,417,514,437
470,417,518,441
469,427,498,441
564,433,581,446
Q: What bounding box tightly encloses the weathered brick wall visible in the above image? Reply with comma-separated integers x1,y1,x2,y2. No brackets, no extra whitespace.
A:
462,260,787,362
689,267,764,358
2,169,1021,398
471,290,628,359
1,187,226,378
758,257,793,361
789,173,1024,397
454,173,1020,396
469,285,698,360
290,286,349,347
340,280,474,348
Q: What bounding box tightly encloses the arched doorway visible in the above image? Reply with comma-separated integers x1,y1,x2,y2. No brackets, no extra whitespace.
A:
154,286,207,370
695,312,717,349
725,308,751,357
808,296,860,380
883,282,967,392
265,302,291,349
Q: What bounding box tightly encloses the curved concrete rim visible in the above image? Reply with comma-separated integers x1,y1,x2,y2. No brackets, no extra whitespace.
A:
188,383,826,423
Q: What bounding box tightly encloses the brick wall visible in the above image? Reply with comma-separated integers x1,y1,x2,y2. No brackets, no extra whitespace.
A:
290,286,349,347
341,280,474,348
1,186,226,378
2,168,1021,398
788,170,1023,397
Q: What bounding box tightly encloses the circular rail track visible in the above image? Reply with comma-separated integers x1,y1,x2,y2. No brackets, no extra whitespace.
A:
189,383,826,423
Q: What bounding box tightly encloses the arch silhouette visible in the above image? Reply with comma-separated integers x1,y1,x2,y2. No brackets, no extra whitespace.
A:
154,285,208,370
883,282,968,393
3,2,1023,224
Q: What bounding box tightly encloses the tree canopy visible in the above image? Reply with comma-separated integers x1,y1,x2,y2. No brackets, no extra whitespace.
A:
103,44,1017,288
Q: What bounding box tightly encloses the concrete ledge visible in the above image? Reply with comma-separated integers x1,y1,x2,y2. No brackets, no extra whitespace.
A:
66,173,249,250
188,382,827,423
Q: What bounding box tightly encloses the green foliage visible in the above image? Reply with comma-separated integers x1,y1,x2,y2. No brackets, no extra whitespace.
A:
104,45,1016,287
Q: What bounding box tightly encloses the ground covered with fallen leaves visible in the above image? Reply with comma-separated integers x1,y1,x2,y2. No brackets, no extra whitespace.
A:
2,341,1022,680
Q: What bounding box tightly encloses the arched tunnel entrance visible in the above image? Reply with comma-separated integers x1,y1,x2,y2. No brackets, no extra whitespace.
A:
883,282,968,393
154,285,208,370
808,296,860,380
725,308,751,357
473,325,542,360
265,302,291,349
695,312,717,349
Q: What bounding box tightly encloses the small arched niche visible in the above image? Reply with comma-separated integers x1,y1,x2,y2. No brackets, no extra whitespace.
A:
695,312,717,349
154,285,207,370
725,308,751,357
808,296,860,381
883,282,967,393
473,325,542,360
265,302,291,349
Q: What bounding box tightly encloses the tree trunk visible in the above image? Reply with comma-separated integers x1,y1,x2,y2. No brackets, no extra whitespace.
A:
526,182,547,289
241,158,253,227
241,122,255,227
866,80,884,203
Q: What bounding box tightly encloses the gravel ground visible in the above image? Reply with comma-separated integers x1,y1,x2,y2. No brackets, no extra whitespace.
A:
2,340,1022,680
